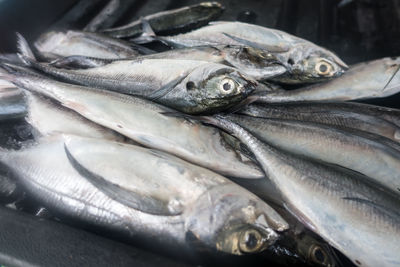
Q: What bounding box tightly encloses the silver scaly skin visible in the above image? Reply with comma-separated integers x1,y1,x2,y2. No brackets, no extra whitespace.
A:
24,91,125,142
240,103,400,143
0,135,288,255
34,30,143,60
100,2,224,38
159,21,347,84
202,115,400,267
257,57,400,102
226,114,400,197
0,66,263,179
19,34,257,114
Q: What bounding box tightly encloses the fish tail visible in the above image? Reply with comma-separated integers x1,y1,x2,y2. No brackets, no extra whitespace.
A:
16,32,37,66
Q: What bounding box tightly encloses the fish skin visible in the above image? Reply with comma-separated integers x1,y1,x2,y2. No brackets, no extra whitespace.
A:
24,91,125,142
20,38,256,114
257,57,400,102
240,102,400,142
0,135,287,255
201,115,400,267
101,2,224,38
225,114,400,197
34,30,146,61
0,80,27,121
0,67,263,179
156,21,347,84
47,46,287,83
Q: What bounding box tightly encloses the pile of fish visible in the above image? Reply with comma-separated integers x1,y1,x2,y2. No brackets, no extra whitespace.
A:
0,2,400,267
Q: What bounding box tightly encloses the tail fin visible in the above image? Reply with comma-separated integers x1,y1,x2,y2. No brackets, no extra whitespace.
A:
16,33,36,66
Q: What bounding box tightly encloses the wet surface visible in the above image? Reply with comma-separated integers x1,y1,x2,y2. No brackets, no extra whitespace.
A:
0,0,399,266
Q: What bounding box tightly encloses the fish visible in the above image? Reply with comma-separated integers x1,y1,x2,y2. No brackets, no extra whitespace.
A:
145,21,347,84
199,115,400,267
0,65,263,179
34,30,152,61
0,80,27,121
239,102,400,142
230,176,341,266
18,35,257,114
256,57,400,102
224,114,400,197
46,45,288,82
24,90,125,142
0,134,288,255
100,2,224,38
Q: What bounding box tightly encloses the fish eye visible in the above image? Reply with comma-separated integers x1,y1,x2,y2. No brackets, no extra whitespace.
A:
219,78,236,94
315,61,333,76
309,245,329,265
238,229,264,253
186,81,195,91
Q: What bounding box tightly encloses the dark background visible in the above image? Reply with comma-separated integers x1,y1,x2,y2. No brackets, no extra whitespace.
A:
1,0,400,65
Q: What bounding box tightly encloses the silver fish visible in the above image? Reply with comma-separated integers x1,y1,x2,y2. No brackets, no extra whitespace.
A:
0,80,27,121
0,67,262,179
101,2,224,38
0,135,288,255
225,114,400,197
24,91,125,142
47,46,287,82
201,115,400,267
34,30,150,61
256,57,400,102
19,36,256,114
240,102,400,142
151,21,347,84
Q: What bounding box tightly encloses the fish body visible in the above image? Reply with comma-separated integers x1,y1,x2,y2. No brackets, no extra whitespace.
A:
1,68,262,179
226,114,400,197
101,2,224,38
257,57,400,102
25,91,124,142
0,80,27,121
240,103,400,142
48,46,287,82
20,52,256,114
157,21,347,84
203,116,400,267
34,30,146,61
0,135,287,255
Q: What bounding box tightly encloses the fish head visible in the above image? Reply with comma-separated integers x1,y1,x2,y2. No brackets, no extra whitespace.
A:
176,63,257,114
282,228,338,267
185,184,288,255
280,45,348,84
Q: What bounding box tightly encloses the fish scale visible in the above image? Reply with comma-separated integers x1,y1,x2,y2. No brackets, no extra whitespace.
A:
0,68,263,179
203,116,400,267
225,114,400,198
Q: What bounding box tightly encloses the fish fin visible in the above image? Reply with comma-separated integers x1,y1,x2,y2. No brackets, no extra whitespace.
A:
381,64,400,95
64,142,182,216
16,33,36,62
148,72,188,100
222,32,290,53
131,18,157,44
